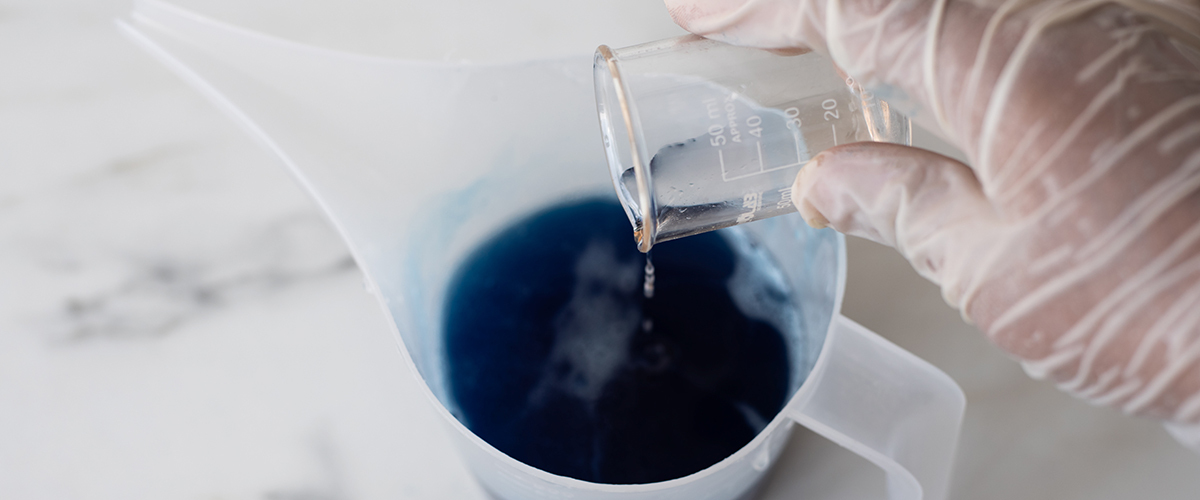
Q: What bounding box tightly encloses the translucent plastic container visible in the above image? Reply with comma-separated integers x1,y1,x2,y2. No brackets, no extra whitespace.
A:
120,2,964,499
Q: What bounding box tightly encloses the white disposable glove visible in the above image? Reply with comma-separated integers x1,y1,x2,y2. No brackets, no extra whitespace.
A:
664,0,1200,448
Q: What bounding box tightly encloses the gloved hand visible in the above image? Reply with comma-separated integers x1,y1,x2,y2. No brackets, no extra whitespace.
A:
664,0,1200,448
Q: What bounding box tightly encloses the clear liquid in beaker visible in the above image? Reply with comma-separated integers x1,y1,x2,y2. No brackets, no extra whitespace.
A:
617,75,867,246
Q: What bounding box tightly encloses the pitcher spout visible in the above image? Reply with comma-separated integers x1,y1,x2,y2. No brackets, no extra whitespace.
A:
120,0,605,401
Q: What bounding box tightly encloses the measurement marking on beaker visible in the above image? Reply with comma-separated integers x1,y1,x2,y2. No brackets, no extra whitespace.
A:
832,124,838,146
718,128,808,183
723,161,804,181
760,162,803,174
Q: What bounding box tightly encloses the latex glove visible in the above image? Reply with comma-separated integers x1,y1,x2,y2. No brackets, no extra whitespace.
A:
665,0,1200,445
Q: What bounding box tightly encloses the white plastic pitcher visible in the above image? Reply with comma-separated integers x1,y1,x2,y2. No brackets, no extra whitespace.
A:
119,2,966,499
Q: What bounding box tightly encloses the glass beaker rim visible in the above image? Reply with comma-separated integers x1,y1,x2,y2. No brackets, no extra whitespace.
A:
595,44,657,253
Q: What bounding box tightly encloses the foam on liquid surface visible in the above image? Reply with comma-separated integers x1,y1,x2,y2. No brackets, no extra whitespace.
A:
443,199,798,484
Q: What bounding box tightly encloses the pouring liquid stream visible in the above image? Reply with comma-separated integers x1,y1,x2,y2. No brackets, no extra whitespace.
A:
643,251,655,300
642,251,655,335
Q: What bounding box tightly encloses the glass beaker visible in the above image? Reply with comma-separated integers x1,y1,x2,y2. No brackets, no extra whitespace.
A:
120,3,959,500
595,36,911,252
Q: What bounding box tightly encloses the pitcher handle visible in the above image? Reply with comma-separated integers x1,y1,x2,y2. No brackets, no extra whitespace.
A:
785,315,965,500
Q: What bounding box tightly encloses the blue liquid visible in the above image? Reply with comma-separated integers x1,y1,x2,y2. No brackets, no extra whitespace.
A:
444,200,792,484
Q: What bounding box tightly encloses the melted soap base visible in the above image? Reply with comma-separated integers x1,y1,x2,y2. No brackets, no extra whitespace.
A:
443,200,797,484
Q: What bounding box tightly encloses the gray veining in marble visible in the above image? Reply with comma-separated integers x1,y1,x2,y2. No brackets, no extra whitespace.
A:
2,1,1196,499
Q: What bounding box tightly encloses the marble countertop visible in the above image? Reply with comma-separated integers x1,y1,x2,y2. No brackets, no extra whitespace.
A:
2,1,1196,498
